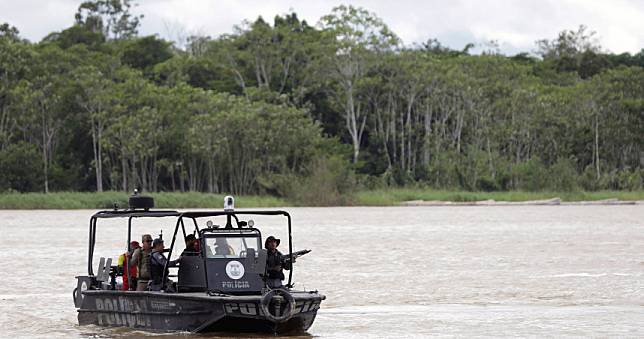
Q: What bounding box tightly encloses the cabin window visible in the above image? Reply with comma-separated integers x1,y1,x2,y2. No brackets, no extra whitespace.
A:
204,236,261,259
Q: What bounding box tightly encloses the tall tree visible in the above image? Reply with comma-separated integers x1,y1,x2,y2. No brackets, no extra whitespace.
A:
75,0,143,40
73,65,117,191
12,77,62,193
319,5,399,163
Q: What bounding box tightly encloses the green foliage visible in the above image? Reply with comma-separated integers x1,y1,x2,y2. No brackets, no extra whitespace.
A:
0,142,43,192
120,36,173,71
0,23,21,42
579,165,600,191
44,25,106,49
0,8,641,200
599,168,644,191
0,191,285,209
279,155,356,206
511,159,549,191
75,0,142,40
548,158,579,191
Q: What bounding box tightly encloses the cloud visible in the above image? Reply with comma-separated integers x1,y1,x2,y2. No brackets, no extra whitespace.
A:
1,0,642,54
0,0,78,42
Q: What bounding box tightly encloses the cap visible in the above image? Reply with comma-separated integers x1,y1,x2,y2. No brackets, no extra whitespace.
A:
265,236,280,248
152,238,164,247
185,234,196,242
130,241,140,248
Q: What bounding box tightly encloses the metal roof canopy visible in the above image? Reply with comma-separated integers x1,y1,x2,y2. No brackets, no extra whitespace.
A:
87,210,181,277
92,210,181,218
87,209,295,288
171,210,294,288
179,210,290,218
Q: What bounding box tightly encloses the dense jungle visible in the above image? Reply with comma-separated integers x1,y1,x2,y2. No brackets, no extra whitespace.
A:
1,1,642,205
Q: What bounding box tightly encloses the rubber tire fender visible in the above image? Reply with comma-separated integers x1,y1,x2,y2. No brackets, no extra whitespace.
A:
260,288,296,323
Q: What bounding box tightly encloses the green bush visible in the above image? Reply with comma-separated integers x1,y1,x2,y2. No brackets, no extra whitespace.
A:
476,176,499,191
282,156,356,206
0,142,44,192
614,168,643,190
511,158,549,191
356,174,387,190
426,152,459,188
548,157,579,191
494,162,513,190
578,165,600,191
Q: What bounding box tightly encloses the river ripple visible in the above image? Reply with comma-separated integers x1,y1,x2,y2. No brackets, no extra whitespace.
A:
0,205,642,338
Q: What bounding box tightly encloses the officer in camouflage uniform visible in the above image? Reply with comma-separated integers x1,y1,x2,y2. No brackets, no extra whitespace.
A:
130,234,153,291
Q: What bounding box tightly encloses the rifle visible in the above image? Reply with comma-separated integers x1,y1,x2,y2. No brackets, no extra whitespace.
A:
282,249,311,264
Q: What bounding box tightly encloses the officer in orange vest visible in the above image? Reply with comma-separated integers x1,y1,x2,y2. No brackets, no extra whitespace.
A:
118,240,140,290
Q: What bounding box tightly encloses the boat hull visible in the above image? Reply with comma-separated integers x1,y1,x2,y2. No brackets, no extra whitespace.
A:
77,290,323,334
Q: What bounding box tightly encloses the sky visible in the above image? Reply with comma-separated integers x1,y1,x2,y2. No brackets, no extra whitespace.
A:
1,0,644,55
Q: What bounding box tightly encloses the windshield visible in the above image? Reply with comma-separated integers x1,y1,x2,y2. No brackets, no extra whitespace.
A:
204,235,261,259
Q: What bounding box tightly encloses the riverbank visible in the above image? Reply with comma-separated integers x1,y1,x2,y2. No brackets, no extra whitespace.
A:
0,190,643,209
355,189,644,206
0,192,286,209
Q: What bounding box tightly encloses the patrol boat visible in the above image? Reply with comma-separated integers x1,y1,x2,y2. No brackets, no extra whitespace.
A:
73,194,325,334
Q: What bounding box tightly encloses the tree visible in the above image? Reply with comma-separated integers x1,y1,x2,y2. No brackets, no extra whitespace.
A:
536,25,601,60
12,78,62,193
73,65,117,191
0,35,34,149
120,36,173,71
0,6,642,194
536,25,608,78
75,0,143,40
206,13,329,101
43,25,106,49
0,142,43,191
103,67,163,192
0,23,21,42
319,5,399,163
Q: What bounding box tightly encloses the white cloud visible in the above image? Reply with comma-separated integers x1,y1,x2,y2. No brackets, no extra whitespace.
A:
1,0,643,54
0,0,78,42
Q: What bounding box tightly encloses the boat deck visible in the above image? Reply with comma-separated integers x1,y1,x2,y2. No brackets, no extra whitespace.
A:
83,289,324,302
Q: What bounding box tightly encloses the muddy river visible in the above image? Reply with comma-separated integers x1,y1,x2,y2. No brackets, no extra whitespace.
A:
0,205,642,338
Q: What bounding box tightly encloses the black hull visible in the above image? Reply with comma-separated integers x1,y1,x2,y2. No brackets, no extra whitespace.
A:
198,314,317,334
77,290,322,334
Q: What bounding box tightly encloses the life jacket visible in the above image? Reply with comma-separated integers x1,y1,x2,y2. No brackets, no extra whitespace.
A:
119,252,138,291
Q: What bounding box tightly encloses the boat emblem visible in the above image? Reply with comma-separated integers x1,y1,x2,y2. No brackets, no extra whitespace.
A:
226,260,245,280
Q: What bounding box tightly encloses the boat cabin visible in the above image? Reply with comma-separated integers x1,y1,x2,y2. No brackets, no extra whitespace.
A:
174,215,269,294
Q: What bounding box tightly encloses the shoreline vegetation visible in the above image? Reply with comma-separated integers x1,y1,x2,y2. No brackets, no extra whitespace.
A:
1,5,642,200
0,190,642,209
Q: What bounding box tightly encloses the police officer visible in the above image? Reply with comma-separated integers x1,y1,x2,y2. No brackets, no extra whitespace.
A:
150,238,181,291
118,240,139,290
264,236,291,288
181,234,200,257
130,234,153,291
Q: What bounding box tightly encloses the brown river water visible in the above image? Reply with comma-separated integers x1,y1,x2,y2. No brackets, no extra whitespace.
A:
0,206,643,338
